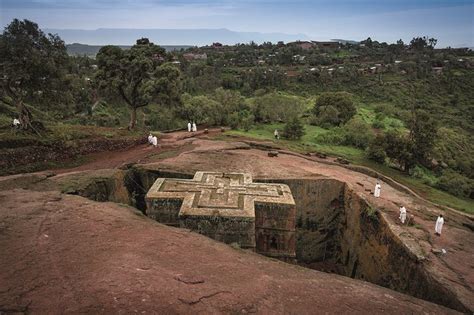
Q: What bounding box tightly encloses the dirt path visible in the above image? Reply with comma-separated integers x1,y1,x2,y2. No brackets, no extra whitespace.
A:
54,128,217,174
0,189,459,314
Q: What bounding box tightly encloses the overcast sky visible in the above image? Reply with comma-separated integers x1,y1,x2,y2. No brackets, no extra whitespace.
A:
1,0,473,47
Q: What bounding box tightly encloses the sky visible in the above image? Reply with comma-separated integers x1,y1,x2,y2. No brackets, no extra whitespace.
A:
1,0,473,47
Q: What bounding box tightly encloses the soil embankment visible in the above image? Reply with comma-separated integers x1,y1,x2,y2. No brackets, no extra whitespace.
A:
0,137,146,176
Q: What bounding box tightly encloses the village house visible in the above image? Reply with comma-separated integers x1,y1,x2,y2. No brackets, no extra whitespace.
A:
432,66,443,75
183,52,208,61
293,54,306,62
312,41,340,50
288,41,314,50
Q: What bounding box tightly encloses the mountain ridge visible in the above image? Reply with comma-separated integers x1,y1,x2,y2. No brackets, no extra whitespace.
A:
45,27,310,46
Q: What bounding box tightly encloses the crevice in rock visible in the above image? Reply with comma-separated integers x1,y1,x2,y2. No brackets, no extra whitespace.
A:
67,168,468,313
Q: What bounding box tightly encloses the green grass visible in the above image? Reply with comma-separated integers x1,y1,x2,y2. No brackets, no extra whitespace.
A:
225,123,474,214
227,123,365,160
359,160,474,214
355,105,405,131
0,121,145,146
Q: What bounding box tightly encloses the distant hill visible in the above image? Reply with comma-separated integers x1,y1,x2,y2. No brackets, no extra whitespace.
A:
66,43,192,57
46,28,310,46
331,39,360,45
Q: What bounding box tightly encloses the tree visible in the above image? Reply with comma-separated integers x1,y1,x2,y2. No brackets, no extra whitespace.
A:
409,36,437,51
0,19,68,129
409,109,438,165
283,117,305,140
312,92,356,127
383,130,414,172
96,38,181,130
210,87,245,126
251,92,305,123
366,135,387,164
343,118,374,149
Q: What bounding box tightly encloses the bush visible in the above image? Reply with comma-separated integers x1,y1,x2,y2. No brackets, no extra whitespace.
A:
312,91,356,127
366,136,387,164
229,110,255,131
239,110,255,131
228,112,240,129
314,127,345,145
436,169,473,198
372,119,384,129
312,105,340,128
250,92,305,123
343,118,374,149
433,127,474,178
283,117,305,140
411,165,437,186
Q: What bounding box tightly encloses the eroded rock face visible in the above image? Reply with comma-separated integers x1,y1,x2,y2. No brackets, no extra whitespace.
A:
0,189,457,314
265,178,469,313
2,167,468,312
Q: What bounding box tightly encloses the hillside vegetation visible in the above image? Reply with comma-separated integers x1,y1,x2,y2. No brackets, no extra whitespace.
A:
1,19,473,212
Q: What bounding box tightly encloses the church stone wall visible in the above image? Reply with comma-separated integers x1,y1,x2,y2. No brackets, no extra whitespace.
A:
179,215,256,249
145,172,296,261
255,203,296,260
147,198,183,226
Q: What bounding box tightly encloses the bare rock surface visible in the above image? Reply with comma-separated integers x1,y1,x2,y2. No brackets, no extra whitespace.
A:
0,189,458,314
0,129,473,313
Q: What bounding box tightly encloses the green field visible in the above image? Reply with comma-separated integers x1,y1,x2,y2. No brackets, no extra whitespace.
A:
224,123,474,214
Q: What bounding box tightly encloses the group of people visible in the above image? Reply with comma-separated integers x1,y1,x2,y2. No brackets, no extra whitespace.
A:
373,180,445,236
147,133,158,147
187,121,197,132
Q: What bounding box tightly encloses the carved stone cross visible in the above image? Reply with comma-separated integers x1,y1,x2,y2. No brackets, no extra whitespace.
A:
146,171,296,261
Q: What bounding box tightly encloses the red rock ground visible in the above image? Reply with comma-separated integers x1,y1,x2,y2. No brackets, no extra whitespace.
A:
1,128,473,313
0,189,458,314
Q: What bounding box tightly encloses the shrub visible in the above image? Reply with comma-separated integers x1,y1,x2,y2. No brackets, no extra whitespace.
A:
312,105,340,128
372,119,384,129
314,127,345,145
312,91,356,127
238,110,255,131
411,165,437,186
228,112,240,129
366,136,387,164
250,92,305,123
436,170,473,198
283,117,305,140
433,127,474,178
229,110,255,131
343,118,374,149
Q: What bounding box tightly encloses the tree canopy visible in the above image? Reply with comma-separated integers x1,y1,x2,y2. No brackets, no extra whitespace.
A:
96,38,181,129
0,19,69,129
312,92,356,127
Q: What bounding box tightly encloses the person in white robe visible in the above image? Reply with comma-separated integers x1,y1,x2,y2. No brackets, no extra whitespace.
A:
374,181,381,198
435,214,444,236
192,121,197,132
187,122,191,132
148,133,153,144
152,136,158,147
274,129,279,140
399,206,407,224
